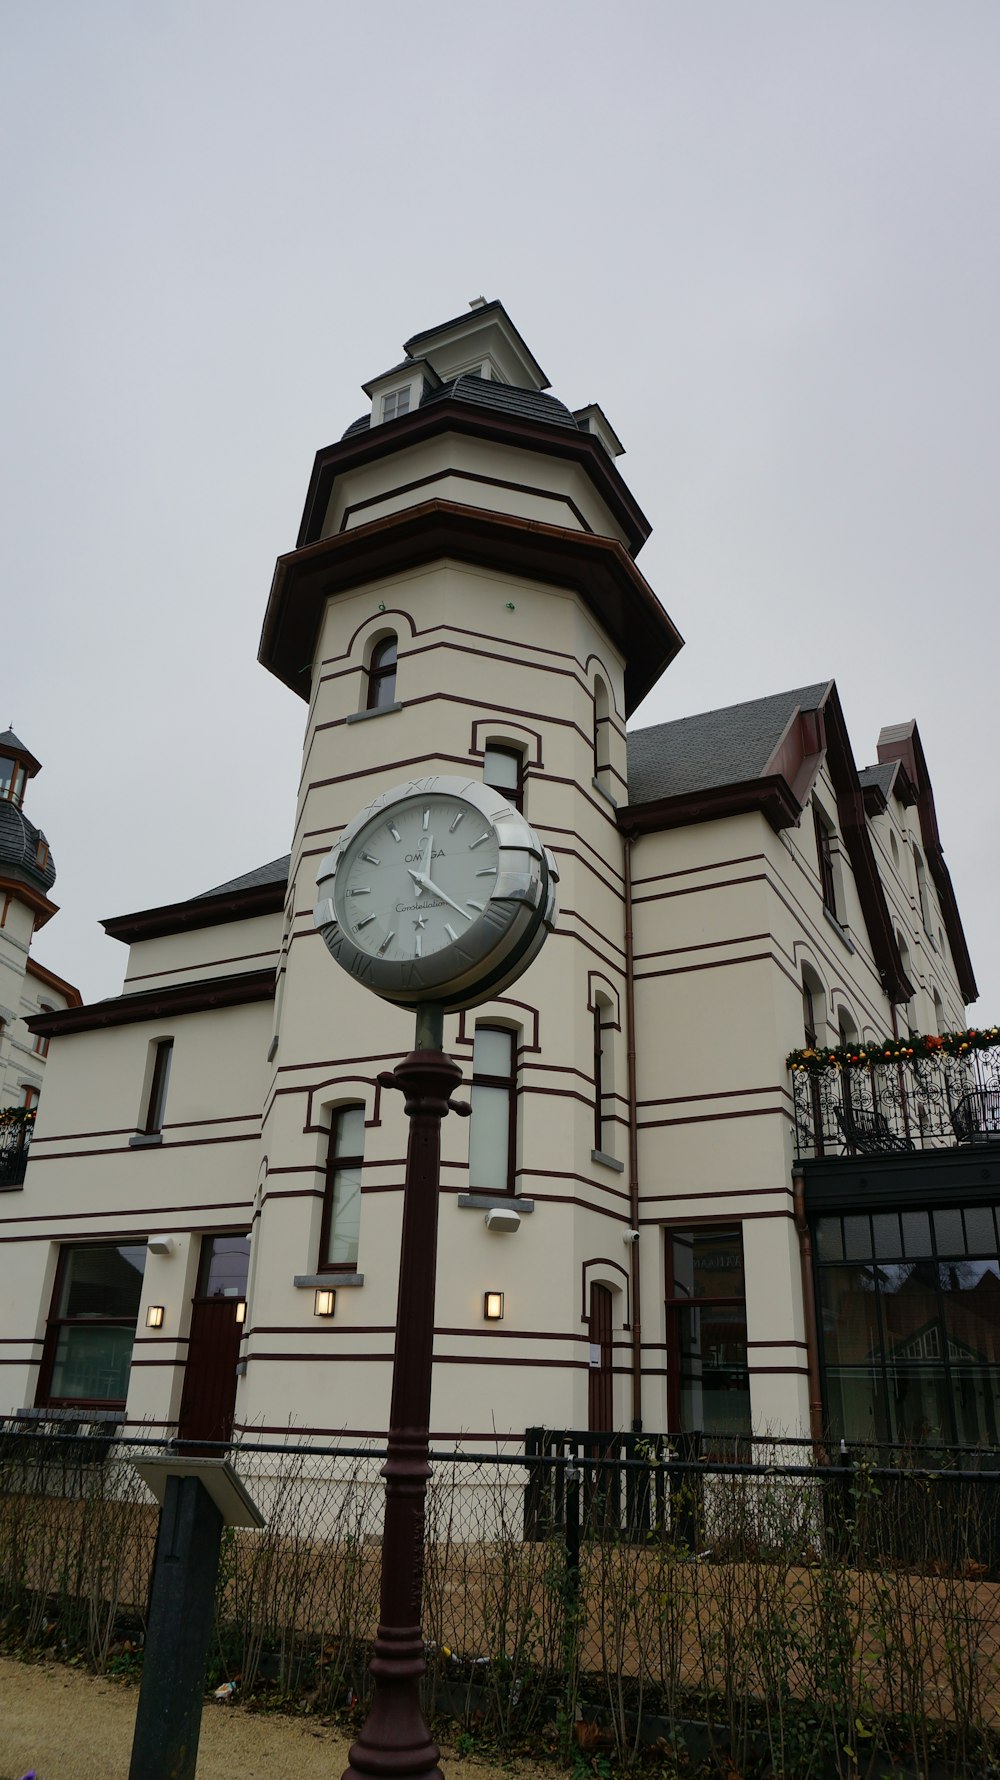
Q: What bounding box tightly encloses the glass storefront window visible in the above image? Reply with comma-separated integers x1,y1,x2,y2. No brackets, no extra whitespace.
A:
815,1205,1000,1449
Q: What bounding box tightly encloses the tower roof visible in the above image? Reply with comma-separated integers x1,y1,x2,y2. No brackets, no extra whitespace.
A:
0,798,56,893
0,729,42,778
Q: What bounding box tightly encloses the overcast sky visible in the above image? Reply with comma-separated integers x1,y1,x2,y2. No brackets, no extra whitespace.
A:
3,2,998,1018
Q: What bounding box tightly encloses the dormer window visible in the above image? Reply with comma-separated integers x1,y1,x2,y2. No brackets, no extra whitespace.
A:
381,386,411,423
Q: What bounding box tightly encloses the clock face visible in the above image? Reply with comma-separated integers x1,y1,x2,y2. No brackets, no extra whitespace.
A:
334,793,501,964
315,774,557,1010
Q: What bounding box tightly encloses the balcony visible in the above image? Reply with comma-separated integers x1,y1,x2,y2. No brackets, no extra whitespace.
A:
790,1027,1000,1162
0,1113,33,1187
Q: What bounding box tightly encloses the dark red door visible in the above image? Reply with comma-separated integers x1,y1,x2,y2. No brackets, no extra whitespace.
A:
588,1283,614,1432
177,1235,248,1445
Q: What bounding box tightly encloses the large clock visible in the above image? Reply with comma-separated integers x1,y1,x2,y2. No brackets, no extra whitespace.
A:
313,775,557,1010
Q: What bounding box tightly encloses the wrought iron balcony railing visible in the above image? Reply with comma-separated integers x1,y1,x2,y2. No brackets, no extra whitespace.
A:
0,1116,32,1187
790,1030,1000,1161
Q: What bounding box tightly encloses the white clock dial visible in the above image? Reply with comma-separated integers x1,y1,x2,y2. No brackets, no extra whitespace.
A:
334,794,500,963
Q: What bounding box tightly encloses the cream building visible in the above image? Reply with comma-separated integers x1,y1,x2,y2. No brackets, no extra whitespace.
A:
4,302,984,1451
0,729,79,1187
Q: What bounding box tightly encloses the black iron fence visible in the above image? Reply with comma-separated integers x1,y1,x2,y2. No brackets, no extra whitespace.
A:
791,1039,1000,1159
3,1425,1000,1773
0,1115,31,1186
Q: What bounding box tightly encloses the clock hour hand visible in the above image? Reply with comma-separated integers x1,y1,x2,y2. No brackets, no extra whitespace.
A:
406,869,470,922
407,832,435,897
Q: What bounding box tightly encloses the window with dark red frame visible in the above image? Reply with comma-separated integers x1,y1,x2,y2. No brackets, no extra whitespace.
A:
38,1242,146,1407
468,1025,517,1195
366,636,398,711
319,1105,365,1270
593,997,615,1154
143,1039,173,1135
483,744,524,811
665,1227,751,1439
813,804,839,919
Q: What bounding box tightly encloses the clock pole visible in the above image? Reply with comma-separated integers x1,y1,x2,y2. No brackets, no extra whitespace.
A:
342,999,467,1780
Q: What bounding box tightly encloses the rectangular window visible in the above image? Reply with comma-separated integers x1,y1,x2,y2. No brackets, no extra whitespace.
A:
468,1025,516,1194
320,1105,365,1270
20,1084,39,1111
382,386,411,422
33,1004,52,1058
665,1227,751,1438
814,804,839,918
143,1039,173,1135
40,1242,147,1406
483,744,524,811
593,999,614,1155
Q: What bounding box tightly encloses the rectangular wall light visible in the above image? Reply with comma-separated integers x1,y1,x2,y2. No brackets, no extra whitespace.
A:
235,1299,247,1325
314,1288,337,1318
483,1291,504,1321
146,1305,165,1329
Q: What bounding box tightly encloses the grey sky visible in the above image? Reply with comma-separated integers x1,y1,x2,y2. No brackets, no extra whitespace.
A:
3,2,998,1017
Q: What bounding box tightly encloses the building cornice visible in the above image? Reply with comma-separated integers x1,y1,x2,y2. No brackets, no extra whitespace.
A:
0,872,58,930
294,399,652,556
25,957,82,1007
102,879,286,946
619,775,802,838
26,969,276,1039
621,681,916,1008
876,722,977,1004
260,498,682,716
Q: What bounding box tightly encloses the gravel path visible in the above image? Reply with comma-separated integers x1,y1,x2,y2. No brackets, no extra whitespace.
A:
0,1658,548,1780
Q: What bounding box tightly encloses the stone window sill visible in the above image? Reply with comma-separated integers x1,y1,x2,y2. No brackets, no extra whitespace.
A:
346,703,403,726
293,1272,365,1289
592,1149,625,1173
823,907,856,954
129,1132,163,1149
457,1194,534,1213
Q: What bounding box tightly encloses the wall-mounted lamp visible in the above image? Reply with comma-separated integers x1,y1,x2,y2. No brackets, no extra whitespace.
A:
483,1291,504,1321
314,1287,337,1318
235,1300,247,1325
146,1305,165,1329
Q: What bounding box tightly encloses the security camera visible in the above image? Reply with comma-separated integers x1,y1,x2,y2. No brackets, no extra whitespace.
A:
624,1229,640,1244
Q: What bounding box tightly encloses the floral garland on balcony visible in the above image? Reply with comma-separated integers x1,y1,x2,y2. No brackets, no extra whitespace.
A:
0,1105,36,1128
788,1025,1000,1075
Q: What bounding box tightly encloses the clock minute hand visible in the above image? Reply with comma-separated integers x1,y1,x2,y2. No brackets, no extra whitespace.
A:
406,869,470,922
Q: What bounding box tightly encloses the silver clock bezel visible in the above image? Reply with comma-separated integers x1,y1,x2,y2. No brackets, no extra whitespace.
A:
313,775,558,1011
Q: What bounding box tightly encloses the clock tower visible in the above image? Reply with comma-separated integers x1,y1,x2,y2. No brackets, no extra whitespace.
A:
244,301,682,1438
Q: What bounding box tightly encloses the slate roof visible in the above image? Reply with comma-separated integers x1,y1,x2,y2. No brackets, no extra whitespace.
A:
858,763,897,801
0,799,55,892
0,728,31,755
341,374,579,441
627,683,832,805
194,856,290,899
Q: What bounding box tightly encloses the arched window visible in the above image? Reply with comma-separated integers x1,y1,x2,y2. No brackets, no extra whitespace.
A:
593,676,612,795
468,1025,517,1195
483,743,524,811
366,635,398,712
593,992,615,1157
913,845,932,937
896,933,917,1036
320,1105,365,1270
932,989,945,1036
801,965,826,1048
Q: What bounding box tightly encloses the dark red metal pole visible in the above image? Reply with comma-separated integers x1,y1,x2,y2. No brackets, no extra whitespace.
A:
342,1037,465,1780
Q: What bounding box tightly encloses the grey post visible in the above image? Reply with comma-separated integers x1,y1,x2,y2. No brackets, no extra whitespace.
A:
129,1457,264,1780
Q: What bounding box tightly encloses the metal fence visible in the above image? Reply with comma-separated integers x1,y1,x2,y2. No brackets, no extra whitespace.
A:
791,1041,1000,1159
2,1425,1000,1774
